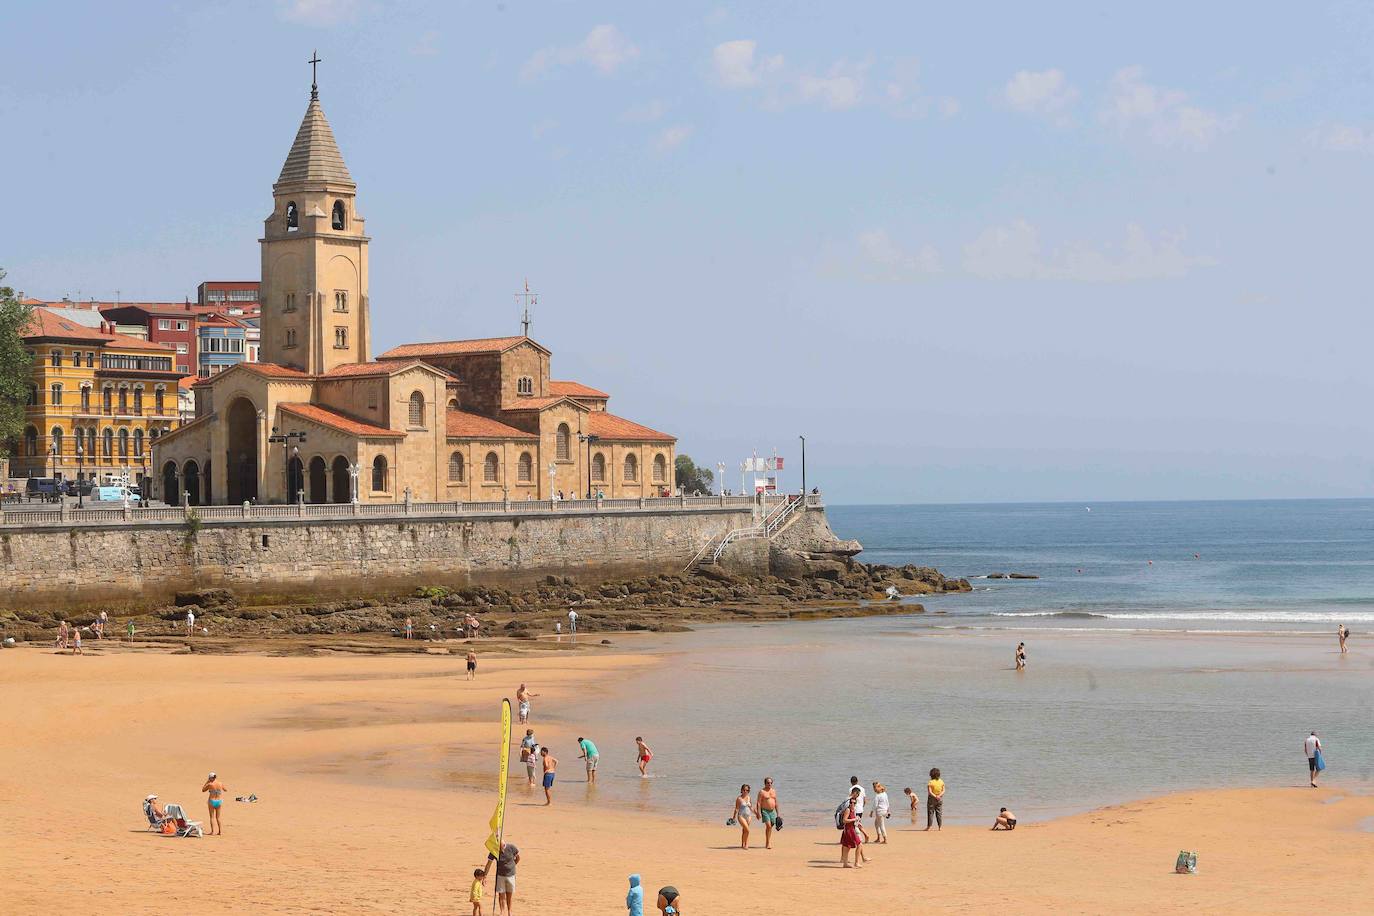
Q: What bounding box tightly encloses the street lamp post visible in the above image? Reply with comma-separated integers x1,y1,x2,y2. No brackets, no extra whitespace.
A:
348,462,360,503
548,461,558,501
717,461,726,497
267,426,307,504
799,435,806,497
75,444,84,508
577,433,599,498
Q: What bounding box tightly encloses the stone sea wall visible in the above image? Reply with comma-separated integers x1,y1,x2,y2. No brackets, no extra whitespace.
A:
0,504,772,609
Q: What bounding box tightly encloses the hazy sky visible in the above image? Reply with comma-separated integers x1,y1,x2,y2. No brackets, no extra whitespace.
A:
6,1,1374,503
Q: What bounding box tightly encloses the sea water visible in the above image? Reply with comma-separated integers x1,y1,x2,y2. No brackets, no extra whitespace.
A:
551,500,1374,827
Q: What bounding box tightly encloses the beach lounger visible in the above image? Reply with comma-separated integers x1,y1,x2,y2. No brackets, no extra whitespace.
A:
143,799,203,837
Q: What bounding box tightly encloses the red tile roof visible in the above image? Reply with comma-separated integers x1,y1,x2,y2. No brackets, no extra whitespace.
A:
446,410,538,440
244,362,312,379
321,362,402,378
378,335,548,359
549,380,610,399
588,412,675,442
503,396,584,412
278,403,405,438
23,308,176,352
177,375,198,390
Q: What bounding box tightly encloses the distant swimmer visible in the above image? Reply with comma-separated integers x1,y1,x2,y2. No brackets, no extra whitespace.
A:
1147,560,1153,566
1194,553,1200,559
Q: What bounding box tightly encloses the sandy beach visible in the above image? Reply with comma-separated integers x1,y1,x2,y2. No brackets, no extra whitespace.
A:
4,634,1372,915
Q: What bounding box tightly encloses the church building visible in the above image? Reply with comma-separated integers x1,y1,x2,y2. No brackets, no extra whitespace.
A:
152,78,674,505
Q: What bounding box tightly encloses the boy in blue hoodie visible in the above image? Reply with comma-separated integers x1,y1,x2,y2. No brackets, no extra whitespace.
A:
626,874,643,916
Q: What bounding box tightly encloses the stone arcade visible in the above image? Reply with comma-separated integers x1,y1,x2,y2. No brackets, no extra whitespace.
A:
153,80,674,506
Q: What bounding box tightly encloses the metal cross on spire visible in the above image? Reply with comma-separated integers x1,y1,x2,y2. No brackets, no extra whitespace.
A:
516,279,538,336
309,50,322,100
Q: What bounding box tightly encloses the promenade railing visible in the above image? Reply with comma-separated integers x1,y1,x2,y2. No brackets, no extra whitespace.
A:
0,492,820,530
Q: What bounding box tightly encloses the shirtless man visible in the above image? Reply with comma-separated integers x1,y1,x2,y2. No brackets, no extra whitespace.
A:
539,747,558,805
466,650,478,680
635,737,653,777
992,807,1018,830
756,777,781,849
201,772,227,835
1015,642,1026,671
1338,625,1349,654
516,683,539,724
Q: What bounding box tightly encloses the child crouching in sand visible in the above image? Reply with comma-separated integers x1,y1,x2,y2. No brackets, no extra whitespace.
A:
469,867,485,915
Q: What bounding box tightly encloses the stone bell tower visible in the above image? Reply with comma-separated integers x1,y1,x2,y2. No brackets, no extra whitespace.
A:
259,60,370,374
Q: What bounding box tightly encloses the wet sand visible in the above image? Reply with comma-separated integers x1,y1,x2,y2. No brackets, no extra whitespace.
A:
3,634,1372,914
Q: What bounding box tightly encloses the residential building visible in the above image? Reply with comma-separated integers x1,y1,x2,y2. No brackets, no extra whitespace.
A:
98,303,198,376
15,308,182,488
197,313,249,378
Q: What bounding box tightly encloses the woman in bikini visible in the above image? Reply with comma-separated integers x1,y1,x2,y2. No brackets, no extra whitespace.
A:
730,784,753,849
201,772,227,836
635,737,653,777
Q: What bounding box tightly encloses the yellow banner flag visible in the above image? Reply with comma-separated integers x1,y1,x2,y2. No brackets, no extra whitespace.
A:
484,698,511,859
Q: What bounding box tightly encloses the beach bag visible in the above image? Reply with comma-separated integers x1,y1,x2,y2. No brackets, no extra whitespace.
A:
1314,748,1326,772
834,801,848,830
161,820,177,835
1174,851,1197,875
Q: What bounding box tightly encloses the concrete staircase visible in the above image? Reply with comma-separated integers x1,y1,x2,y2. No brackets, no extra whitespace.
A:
684,493,808,572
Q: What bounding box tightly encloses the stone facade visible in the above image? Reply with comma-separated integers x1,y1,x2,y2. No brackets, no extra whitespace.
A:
152,82,675,506
0,503,775,608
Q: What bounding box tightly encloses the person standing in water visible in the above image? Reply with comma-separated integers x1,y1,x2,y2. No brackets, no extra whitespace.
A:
635,737,653,777
730,784,753,849
756,777,780,849
516,683,538,724
1015,642,1026,670
520,729,540,788
540,747,558,805
577,736,599,784
1304,731,1323,787
1338,625,1349,654
201,772,226,836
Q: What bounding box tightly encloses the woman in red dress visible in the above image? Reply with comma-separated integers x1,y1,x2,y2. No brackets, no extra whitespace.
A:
840,794,868,868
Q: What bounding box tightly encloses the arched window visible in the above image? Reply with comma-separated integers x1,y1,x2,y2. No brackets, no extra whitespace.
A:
133,387,143,415
624,453,638,482
86,428,97,456
285,200,298,229
371,455,388,492
448,451,465,483
333,291,348,313
50,427,63,456
27,384,37,406
23,426,38,457
50,384,62,406
118,428,129,457
483,451,499,483
118,387,129,414
332,200,346,230
154,387,164,414
408,391,425,427
517,376,533,396
591,452,606,482
556,423,571,460
653,454,667,482
447,397,459,412
50,349,62,368
80,386,91,412
517,451,532,483
133,429,144,456
102,386,113,413
102,428,113,457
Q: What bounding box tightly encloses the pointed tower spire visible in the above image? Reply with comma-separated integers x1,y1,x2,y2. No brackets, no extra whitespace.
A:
276,98,353,187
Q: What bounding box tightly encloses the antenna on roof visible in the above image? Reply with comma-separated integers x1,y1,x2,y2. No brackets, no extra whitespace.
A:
516,279,538,337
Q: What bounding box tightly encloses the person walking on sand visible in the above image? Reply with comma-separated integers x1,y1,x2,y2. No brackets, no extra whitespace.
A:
1015,642,1026,671
72,626,83,655
516,683,539,724
840,795,867,868
577,736,599,784
926,768,945,830
540,747,558,805
635,737,653,777
520,729,541,788
847,776,866,818
872,781,891,844
1338,625,1349,654
757,777,780,849
466,649,478,680
201,772,226,835
57,619,68,650
730,784,753,849
1305,731,1324,787
992,807,1018,830
405,617,414,640
186,608,196,636
626,874,644,916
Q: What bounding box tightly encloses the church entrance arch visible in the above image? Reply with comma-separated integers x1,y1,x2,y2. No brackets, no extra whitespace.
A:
288,456,305,503
161,461,179,505
331,456,351,503
308,456,327,504
226,397,259,504
183,460,201,507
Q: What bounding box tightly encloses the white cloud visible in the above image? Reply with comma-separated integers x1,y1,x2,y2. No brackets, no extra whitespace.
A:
962,219,1216,282
654,124,693,153
1101,66,1235,149
622,99,668,123
411,30,440,57
857,229,942,280
712,39,783,88
277,0,358,26
1004,68,1078,119
522,24,639,80
798,61,867,110
1307,122,1374,153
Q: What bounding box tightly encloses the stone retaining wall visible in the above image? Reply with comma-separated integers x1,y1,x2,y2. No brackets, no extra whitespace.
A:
0,504,783,609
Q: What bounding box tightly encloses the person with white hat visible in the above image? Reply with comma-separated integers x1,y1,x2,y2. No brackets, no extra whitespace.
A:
201,772,227,835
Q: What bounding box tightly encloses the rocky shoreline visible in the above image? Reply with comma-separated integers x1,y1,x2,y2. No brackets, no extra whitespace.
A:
0,554,972,650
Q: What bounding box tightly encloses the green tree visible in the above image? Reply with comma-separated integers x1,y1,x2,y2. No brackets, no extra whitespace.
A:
675,454,715,495
0,270,35,458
